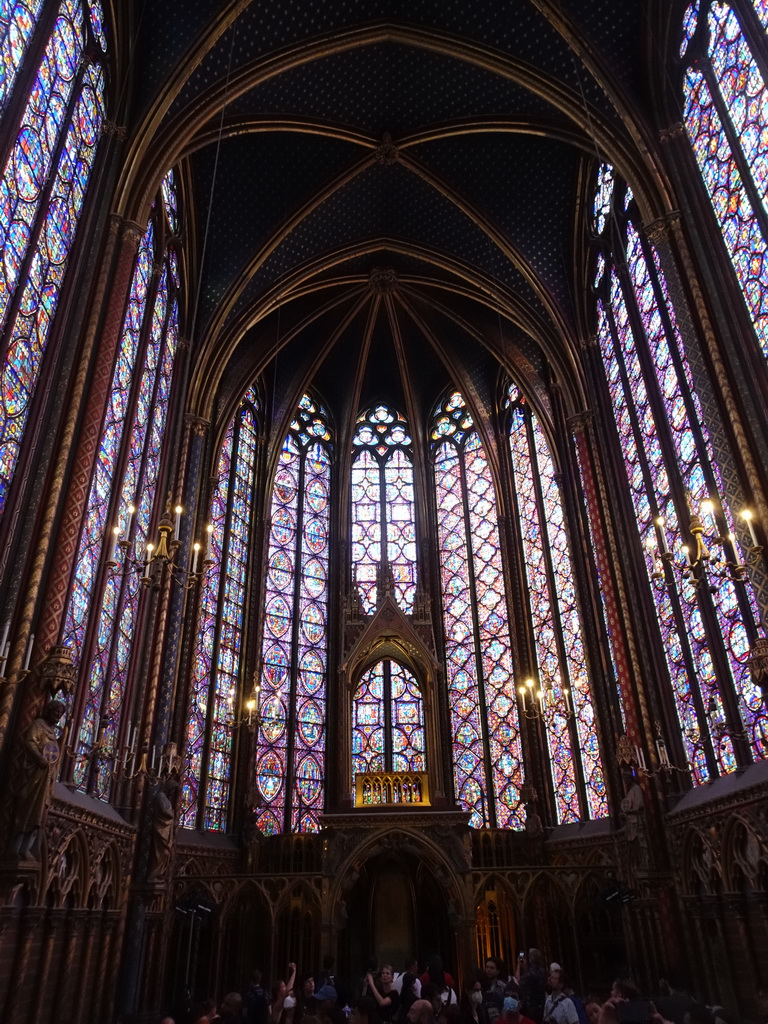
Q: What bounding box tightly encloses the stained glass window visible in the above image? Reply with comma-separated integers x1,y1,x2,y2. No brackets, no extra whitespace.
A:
681,0,768,357
593,163,766,784
432,392,524,829
0,0,106,514
505,386,607,822
254,395,331,835
351,404,417,612
352,660,425,783
0,0,44,114
181,388,260,831
61,171,181,799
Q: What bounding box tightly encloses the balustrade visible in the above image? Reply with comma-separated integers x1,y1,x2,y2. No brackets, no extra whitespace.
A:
354,771,430,808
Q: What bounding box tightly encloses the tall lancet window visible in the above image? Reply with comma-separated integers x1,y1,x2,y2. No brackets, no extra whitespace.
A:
505,385,607,822
255,395,331,835
432,392,524,829
181,387,260,831
593,163,765,785
351,404,417,612
681,1,768,357
1,2,44,113
62,171,181,798
0,0,107,513
352,660,426,783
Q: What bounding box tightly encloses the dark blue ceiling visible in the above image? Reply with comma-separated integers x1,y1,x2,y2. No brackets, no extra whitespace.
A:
127,0,658,418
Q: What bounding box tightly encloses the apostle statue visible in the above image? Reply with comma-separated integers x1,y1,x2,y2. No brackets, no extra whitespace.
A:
10,699,65,860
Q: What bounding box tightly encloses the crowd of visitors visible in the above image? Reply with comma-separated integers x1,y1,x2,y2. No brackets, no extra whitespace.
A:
160,952,767,1024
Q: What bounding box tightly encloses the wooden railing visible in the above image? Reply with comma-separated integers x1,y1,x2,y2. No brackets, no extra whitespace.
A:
354,771,430,808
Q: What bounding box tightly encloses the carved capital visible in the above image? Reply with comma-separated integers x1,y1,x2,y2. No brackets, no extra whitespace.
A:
102,119,128,141
121,220,145,246
566,409,593,433
184,414,210,437
39,645,77,700
643,211,682,244
659,123,685,145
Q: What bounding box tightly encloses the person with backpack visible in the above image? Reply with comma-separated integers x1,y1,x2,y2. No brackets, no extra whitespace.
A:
543,969,579,1024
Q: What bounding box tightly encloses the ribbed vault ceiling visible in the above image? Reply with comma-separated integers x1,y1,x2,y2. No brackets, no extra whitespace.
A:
120,0,673,437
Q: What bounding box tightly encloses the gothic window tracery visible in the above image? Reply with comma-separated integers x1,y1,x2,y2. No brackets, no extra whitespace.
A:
351,404,417,612
254,394,331,835
681,0,768,357
593,163,765,784
0,0,106,514
505,386,607,822
181,387,261,831
432,391,524,829
351,659,426,783
61,170,181,798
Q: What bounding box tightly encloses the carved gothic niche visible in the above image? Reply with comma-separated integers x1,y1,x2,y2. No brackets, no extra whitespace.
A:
682,828,722,897
723,816,768,894
46,830,89,910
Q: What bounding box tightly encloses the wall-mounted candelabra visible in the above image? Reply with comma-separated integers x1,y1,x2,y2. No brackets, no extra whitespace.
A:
616,729,682,778
107,497,214,588
646,498,762,594
517,676,573,720
238,674,262,729
63,714,182,782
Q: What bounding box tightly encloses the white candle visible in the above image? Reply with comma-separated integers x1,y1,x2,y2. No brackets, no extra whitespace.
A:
742,509,759,548
127,503,135,532
191,542,200,575
635,745,646,771
151,745,157,770
145,542,154,566
656,738,670,767
0,620,9,656
23,633,34,671
655,516,669,554
112,525,121,560
174,504,183,541
0,644,7,678
681,545,691,566
700,499,716,537
563,687,572,714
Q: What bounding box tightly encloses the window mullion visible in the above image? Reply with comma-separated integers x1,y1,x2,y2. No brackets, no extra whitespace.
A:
458,441,496,828
384,660,393,771
197,410,243,828
730,1,768,107
379,455,388,579
0,58,89,356
285,442,307,832
524,410,590,820
73,239,162,792
698,58,768,242
602,291,720,778
639,230,761,648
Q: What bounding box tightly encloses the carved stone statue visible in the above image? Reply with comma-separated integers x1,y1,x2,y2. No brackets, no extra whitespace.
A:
620,773,648,872
524,800,544,837
10,699,65,860
242,805,263,871
147,769,180,883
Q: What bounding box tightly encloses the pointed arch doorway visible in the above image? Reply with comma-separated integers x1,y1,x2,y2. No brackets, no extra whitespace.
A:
341,846,457,981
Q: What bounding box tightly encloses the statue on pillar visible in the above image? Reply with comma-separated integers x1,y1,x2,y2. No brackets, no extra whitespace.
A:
620,769,648,872
9,699,65,860
147,768,180,883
